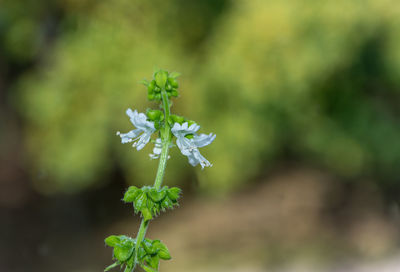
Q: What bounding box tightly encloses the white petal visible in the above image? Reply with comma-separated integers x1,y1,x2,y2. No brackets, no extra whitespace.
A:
117,129,141,143
135,132,152,150
176,137,193,156
188,123,200,133
192,149,212,169
187,153,199,166
126,108,137,119
193,133,216,148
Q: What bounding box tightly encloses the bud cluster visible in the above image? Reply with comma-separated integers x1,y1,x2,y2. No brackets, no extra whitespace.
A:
104,235,171,272
143,70,180,101
123,186,181,221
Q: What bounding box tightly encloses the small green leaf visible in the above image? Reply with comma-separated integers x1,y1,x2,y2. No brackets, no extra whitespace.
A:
123,186,140,203
140,264,157,272
148,188,166,202
140,79,149,87
141,240,156,255
167,187,181,201
141,207,153,221
153,240,171,260
134,192,147,211
161,197,173,209
114,244,134,262
147,254,160,269
105,235,121,247
138,246,147,260
168,71,181,79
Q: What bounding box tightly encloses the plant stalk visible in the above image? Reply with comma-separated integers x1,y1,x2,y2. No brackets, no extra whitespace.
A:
133,88,171,270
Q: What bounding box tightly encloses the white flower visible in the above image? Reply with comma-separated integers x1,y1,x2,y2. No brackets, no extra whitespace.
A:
171,122,216,169
149,138,172,160
116,109,156,150
149,138,162,159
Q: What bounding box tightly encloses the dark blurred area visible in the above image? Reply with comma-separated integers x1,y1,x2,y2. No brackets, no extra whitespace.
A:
1,0,400,271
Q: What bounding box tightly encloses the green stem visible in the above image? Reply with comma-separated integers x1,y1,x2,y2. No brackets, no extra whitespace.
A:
133,89,171,269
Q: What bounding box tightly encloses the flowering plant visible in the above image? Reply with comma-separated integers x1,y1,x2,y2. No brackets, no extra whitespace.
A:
104,69,215,272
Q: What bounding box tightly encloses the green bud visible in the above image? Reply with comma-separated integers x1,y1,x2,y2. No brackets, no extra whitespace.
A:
155,70,168,88
187,120,196,126
148,93,155,100
167,187,181,201
170,89,179,97
168,114,185,125
155,93,161,100
146,110,163,121
167,77,179,88
105,235,121,247
154,86,161,93
123,186,140,203
166,84,172,91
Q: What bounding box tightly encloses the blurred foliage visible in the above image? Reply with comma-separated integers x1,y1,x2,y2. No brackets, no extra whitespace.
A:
4,0,400,194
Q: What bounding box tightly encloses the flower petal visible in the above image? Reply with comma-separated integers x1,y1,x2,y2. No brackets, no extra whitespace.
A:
117,129,141,144
193,133,216,148
135,131,152,150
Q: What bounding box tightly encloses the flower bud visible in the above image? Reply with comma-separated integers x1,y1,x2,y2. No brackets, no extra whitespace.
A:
146,110,163,121
155,70,168,89
148,80,156,92
167,77,178,88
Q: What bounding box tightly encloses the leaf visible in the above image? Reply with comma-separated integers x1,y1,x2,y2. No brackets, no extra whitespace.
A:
140,264,157,272
167,187,181,201
141,207,153,221
123,186,140,203
104,235,121,247
114,244,134,262
161,197,173,209
148,188,166,202
139,79,149,86
153,240,171,260
147,254,160,270
141,240,155,255
168,71,181,78
134,191,147,211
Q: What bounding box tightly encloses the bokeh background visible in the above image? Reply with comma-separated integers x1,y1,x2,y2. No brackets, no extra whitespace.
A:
1,0,400,271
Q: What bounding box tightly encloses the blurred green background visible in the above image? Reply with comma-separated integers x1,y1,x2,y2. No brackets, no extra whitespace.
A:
1,0,400,271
